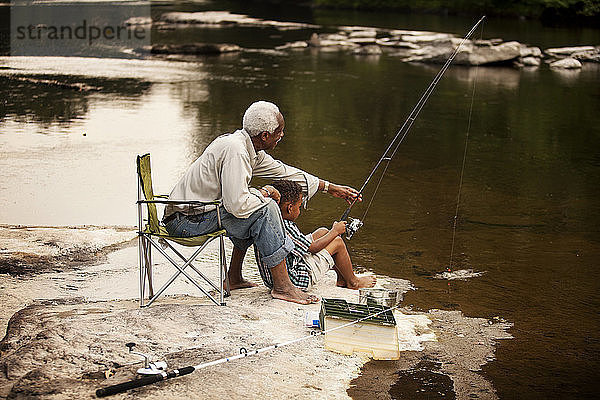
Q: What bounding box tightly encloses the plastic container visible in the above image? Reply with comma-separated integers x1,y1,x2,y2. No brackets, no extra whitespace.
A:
304,311,321,328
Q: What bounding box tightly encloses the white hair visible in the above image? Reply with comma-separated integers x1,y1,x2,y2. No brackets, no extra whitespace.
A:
242,101,281,137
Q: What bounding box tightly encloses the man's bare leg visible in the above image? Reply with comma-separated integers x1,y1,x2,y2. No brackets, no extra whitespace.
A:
325,237,376,289
227,246,258,290
270,259,319,304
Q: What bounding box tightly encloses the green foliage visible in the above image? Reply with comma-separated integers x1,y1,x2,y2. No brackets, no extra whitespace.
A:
312,0,600,18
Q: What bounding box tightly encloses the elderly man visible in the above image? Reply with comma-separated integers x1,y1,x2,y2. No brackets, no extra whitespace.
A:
163,101,359,304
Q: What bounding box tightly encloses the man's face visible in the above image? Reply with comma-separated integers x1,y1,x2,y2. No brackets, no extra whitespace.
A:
263,113,285,150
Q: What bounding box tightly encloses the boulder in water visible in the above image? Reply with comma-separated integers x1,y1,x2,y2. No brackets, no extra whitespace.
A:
550,57,582,69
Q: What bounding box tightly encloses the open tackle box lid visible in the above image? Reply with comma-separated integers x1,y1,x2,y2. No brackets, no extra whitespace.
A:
319,298,396,330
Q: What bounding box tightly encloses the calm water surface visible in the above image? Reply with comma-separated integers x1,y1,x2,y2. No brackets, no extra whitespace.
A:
1,1,599,399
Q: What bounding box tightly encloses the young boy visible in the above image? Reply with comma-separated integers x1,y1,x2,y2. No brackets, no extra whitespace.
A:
270,179,376,290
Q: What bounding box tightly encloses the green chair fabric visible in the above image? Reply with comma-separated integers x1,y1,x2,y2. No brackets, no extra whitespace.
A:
137,154,226,246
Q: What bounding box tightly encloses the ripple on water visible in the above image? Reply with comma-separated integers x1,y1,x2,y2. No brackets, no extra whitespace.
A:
433,268,486,280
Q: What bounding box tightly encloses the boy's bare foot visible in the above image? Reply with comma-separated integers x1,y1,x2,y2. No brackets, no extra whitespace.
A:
346,275,377,290
271,286,320,304
336,277,347,288
227,278,258,290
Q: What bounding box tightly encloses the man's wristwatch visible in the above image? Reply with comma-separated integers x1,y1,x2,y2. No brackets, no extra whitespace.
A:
322,181,330,193
262,186,271,196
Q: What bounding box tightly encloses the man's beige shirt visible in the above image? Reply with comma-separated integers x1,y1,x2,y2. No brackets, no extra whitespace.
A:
165,129,319,219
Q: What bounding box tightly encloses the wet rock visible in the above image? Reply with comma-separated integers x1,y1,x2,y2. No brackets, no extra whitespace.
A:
3,76,101,92
519,56,542,67
401,33,454,43
308,33,358,49
322,33,349,41
159,11,318,30
404,39,521,65
0,225,135,275
465,40,522,65
124,16,152,26
348,30,377,39
275,41,308,51
375,38,420,49
389,29,439,37
572,48,600,63
0,275,413,399
474,38,504,46
151,43,241,55
545,46,596,58
520,45,542,58
349,37,378,45
550,57,582,69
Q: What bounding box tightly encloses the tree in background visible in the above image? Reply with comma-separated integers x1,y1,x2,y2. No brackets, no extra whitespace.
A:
310,0,600,20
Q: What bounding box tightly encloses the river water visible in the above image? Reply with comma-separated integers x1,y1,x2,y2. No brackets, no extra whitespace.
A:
1,1,599,399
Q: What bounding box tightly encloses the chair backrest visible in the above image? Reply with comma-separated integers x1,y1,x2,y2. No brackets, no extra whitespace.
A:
137,154,161,233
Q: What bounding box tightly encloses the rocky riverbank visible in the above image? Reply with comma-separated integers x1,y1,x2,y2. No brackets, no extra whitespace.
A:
0,225,512,399
130,11,599,70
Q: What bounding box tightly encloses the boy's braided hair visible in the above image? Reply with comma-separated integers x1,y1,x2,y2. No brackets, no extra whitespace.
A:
270,180,302,205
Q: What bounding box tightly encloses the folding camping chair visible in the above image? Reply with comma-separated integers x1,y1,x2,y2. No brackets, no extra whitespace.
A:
136,153,229,307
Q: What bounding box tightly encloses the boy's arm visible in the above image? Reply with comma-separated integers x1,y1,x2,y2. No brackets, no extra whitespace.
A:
308,221,347,253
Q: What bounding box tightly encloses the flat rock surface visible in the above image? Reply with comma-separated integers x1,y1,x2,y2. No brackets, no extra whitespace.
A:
0,226,512,399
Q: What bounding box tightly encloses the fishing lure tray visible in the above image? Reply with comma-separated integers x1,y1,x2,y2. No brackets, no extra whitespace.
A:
319,298,400,360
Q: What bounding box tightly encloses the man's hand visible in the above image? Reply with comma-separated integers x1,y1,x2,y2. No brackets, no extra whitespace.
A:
331,220,347,236
260,185,281,204
328,184,362,205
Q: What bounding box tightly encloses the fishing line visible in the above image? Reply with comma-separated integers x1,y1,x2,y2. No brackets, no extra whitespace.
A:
448,19,485,273
96,303,402,397
342,16,486,238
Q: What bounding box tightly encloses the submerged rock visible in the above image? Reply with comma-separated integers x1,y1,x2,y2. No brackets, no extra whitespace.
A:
151,43,241,55
353,45,383,56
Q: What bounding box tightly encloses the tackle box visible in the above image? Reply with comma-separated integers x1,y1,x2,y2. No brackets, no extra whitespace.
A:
319,298,400,360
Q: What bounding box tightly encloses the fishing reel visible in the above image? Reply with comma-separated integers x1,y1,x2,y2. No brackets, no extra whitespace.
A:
125,342,167,375
345,217,363,240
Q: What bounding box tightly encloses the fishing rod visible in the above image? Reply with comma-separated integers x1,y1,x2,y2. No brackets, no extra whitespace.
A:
342,16,486,240
95,303,402,397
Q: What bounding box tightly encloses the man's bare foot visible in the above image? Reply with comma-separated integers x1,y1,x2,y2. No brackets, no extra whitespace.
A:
336,277,347,288
271,285,320,305
227,278,258,290
346,275,377,290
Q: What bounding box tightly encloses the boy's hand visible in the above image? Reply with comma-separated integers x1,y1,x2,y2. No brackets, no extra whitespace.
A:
261,185,281,204
332,221,347,236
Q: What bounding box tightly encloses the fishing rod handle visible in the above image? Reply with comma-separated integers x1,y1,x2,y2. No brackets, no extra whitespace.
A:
95,367,195,397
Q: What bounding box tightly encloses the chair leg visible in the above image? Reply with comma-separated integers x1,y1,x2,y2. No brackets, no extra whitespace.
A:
144,239,221,307
145,239,154,297
138,234,145,307
166,240,221,292
220,235,229,304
